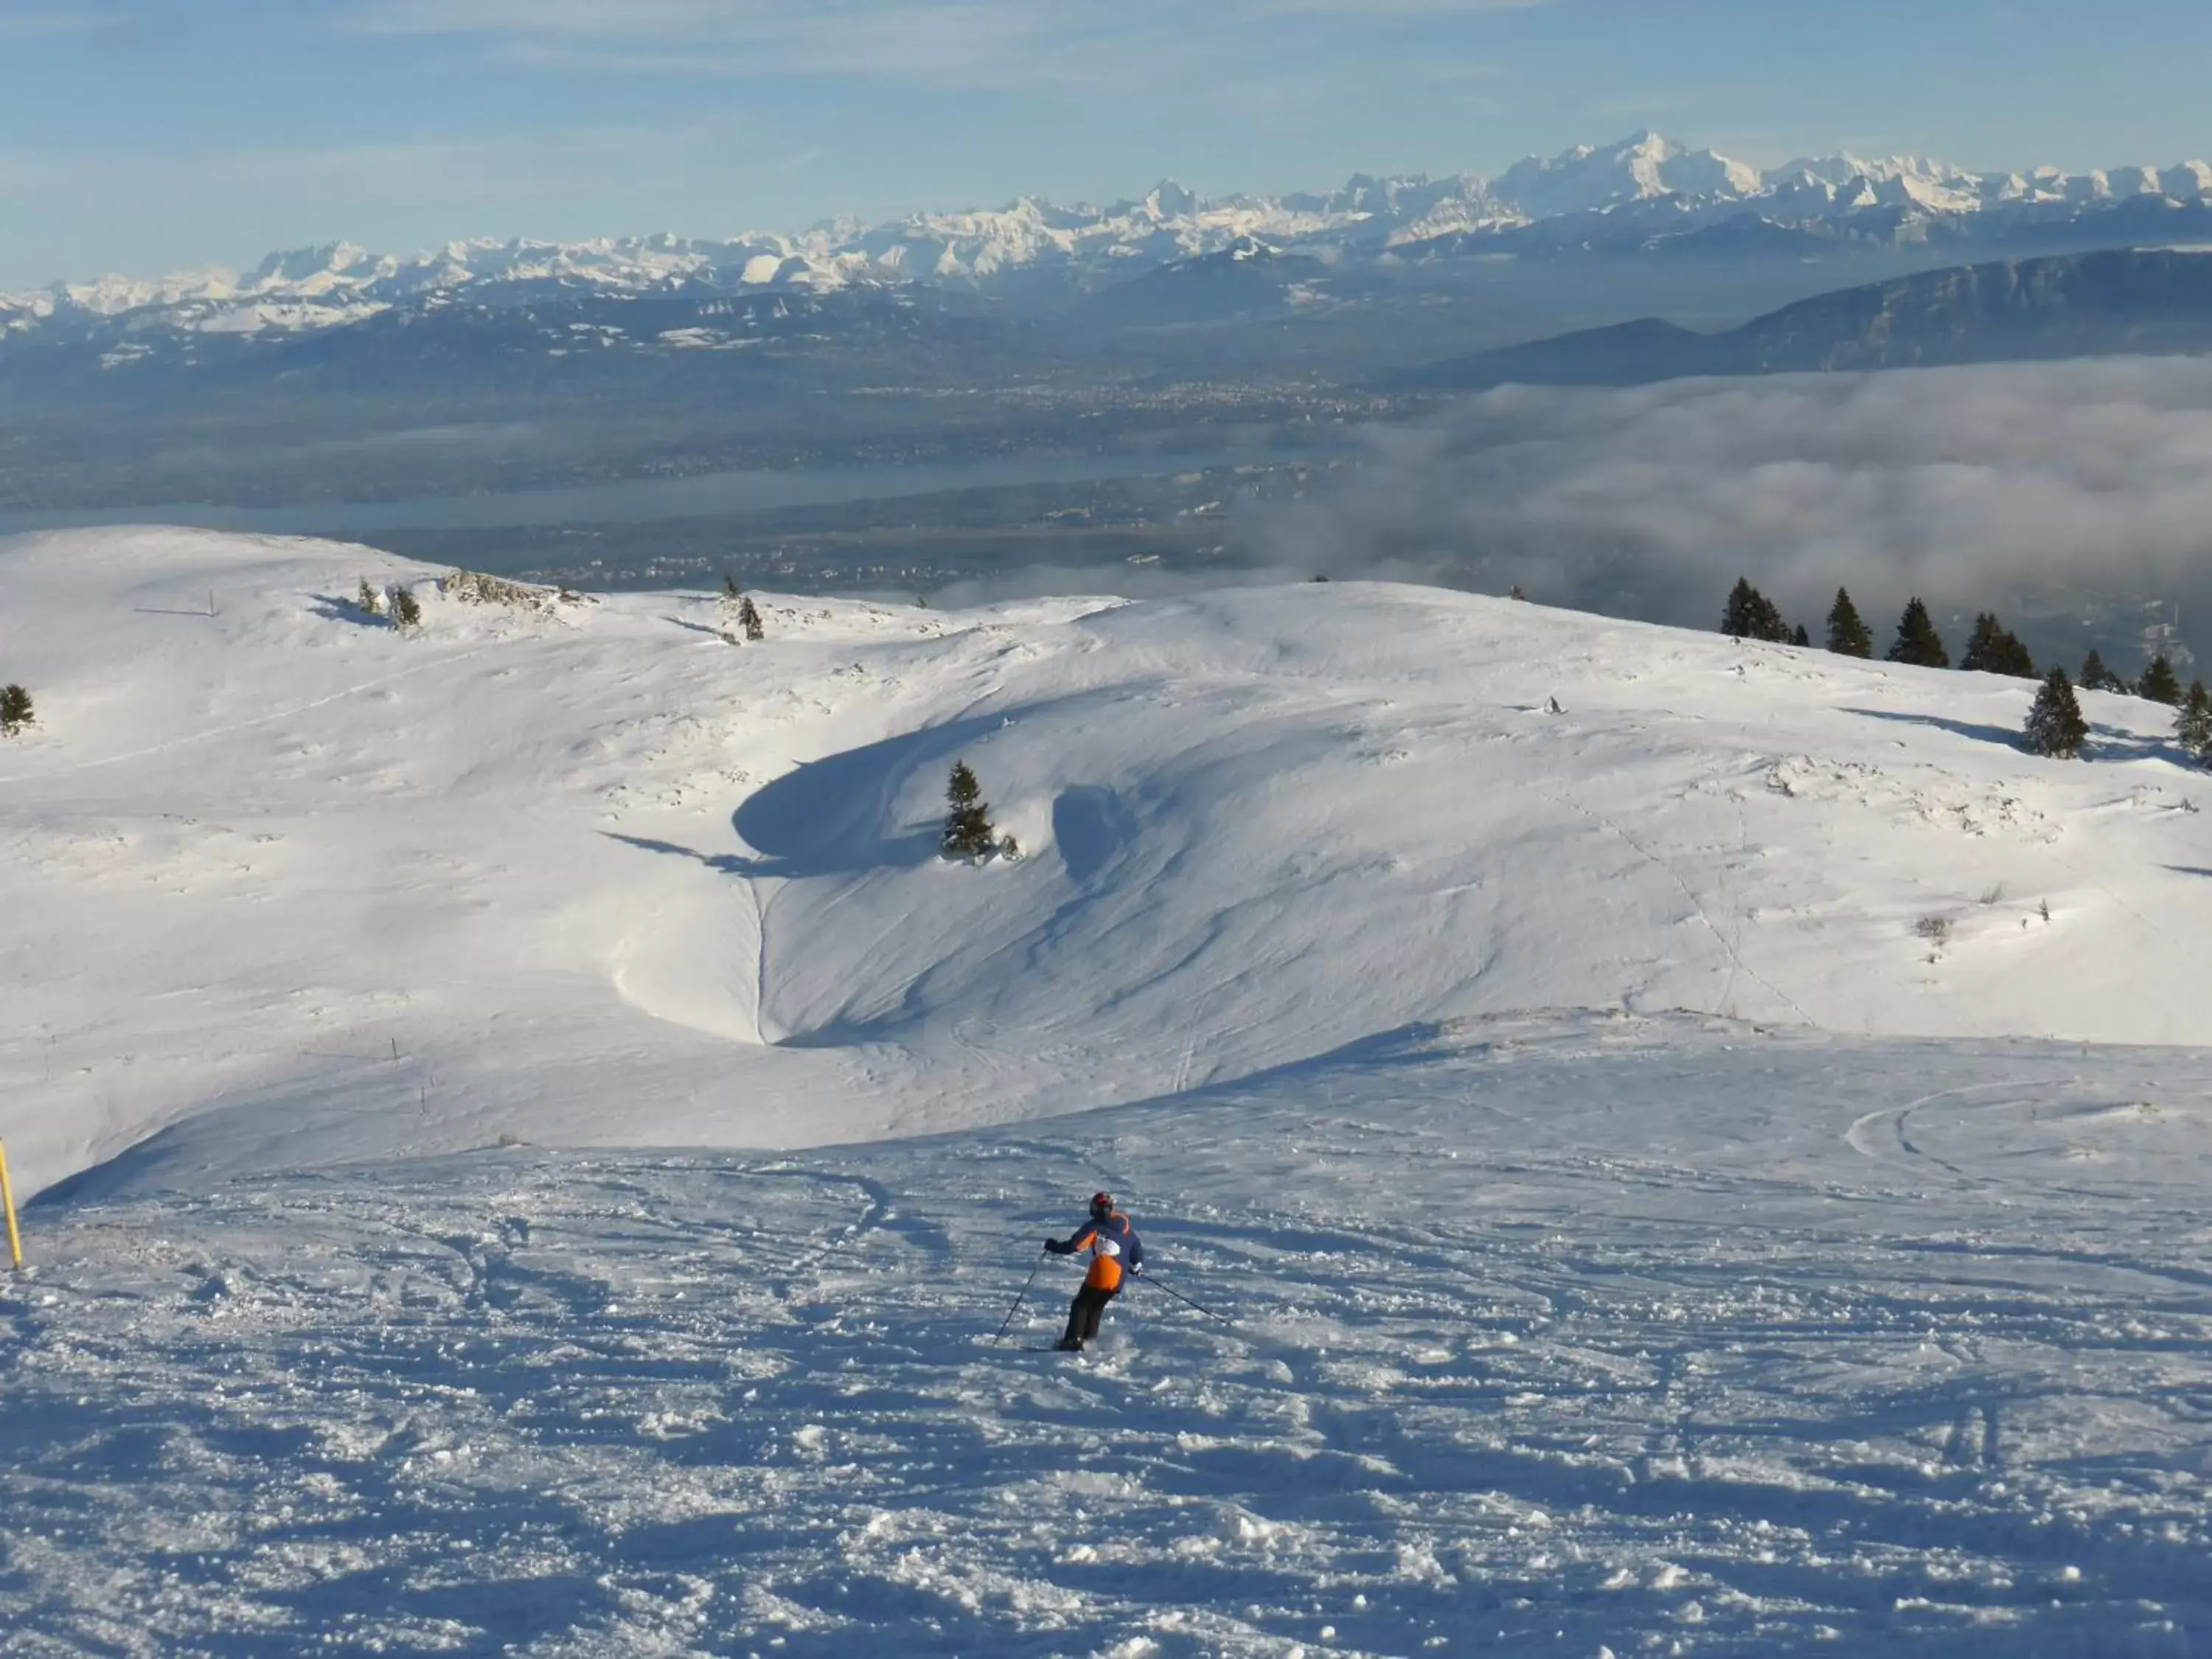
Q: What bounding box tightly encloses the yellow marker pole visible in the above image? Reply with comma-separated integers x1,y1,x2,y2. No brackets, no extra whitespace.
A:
0,1138,22,1270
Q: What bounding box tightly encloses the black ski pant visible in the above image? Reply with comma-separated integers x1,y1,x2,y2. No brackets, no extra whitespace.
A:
1063,1281,1119,1346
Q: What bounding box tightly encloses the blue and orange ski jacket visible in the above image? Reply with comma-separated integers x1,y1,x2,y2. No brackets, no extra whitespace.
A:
1048,1208,1143,1292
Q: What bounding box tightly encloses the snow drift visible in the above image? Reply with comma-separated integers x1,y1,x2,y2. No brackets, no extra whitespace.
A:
2,527,2208,1202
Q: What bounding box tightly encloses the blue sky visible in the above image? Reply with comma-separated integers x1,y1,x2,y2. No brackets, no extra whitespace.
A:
1,0,2208,287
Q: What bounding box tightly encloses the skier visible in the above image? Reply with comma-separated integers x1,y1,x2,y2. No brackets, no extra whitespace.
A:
1045,1192,1143,1351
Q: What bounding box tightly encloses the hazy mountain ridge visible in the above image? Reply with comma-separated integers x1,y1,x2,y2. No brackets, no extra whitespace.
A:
1402,248,2212,389
9,131,2212,350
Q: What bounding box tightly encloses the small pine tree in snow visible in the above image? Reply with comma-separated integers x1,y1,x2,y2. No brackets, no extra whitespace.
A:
2024,669,2090,759
941,761,999,860
2138,653,2183,706
0,684,32,736
738,596,765,642
356,578,382,617
1791,622,1810,647
722,572,742,602
1826,588,1874,657
1721,578,1789,643
1888,598,1950,669
2079,649,2126,693
390,585,422,630
2177,681,2212,765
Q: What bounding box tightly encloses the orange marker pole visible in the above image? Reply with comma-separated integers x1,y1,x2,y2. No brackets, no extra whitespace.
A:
0,1139,22,1270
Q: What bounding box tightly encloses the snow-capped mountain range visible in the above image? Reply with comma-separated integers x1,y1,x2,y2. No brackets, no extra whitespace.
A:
7,131,2212,344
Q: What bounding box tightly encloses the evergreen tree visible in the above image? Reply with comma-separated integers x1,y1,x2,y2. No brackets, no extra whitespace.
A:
940,761,999,860
1720,578,1788,642
2177,681,2212,765
1961,613,2000,672
2138,653,2183,706
722,572,742,602
2023,669,2090,759
2079,649,2126,693
738,597,765,642
390,585,422,630
1960,613,2036,678
1887,598,1950,668
356,578,382,617
1721,577,1759,638
0,684,32,737
1791,623,1811,648
1826,587,1874,658
1750,592,1787,643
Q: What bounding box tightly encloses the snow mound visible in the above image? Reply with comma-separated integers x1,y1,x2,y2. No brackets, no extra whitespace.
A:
2,527,2209,1200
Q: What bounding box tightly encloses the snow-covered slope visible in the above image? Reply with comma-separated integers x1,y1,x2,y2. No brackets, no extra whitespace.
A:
7,528,2212,1655
4,527,2209,1206
4,1022,2211,1655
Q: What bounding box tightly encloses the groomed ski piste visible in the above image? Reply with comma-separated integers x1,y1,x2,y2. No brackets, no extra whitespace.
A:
3,526,2210,1656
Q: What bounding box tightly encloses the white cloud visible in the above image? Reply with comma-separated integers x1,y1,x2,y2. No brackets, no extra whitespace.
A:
1258,358,2212,653
0,123,711,209
0,4,112,39
351,0,1553,89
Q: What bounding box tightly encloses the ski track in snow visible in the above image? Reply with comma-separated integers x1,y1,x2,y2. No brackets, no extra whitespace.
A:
1542,784,1816,1029
7,1026,2212,1658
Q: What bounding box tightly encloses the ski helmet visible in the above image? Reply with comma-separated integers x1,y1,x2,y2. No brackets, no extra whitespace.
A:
1090,1191,1113,1219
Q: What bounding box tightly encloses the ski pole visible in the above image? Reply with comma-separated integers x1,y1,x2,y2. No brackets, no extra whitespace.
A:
0,1139,21,1271
992,1251,1046,1345
1136,1271,1228,1324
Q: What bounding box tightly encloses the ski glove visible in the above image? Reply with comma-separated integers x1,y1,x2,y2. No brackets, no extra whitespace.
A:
1044,1239,1074,1255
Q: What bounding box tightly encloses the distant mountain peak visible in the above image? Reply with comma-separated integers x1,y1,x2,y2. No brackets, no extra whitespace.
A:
13,131,2212,346
1144,179,1200,219
1492,130,1763,218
